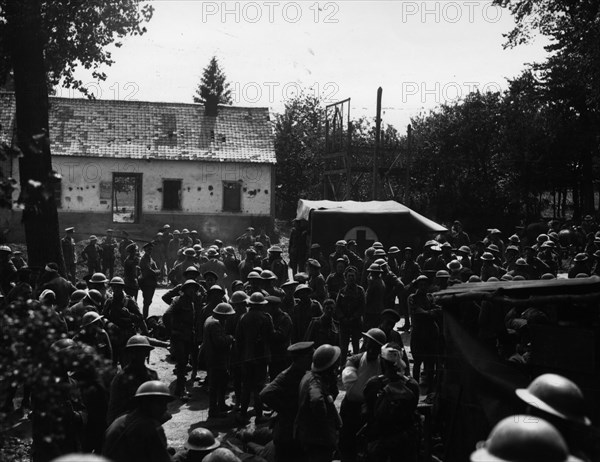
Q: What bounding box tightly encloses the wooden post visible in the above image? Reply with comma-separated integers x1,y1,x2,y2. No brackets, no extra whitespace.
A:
372,87,382,200
404,124,413,204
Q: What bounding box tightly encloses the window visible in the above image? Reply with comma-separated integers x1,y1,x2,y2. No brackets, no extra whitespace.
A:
163,179,182,210
223,181,241,212
112,173,142,223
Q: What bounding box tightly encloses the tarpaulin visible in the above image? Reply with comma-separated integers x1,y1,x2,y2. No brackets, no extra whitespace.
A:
295,199,447,253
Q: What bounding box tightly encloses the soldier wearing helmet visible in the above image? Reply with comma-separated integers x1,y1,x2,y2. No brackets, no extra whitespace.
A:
470,416,582,462
73,311,113,361
235,292,275,423
39,262,77,311
103,381,173,462
81,236,102,277
294,344,342,461
362,342,419,462
204,303,235,418
407,275,441,393
339,328,386,462
103,277,148,366
516,374,597,461
200,249,227,287
228,291,249,404
100,229,117,279
260,341,315,462
137,242,161,319
169,249,200,286
291,284,323,343
336,266,366,366
106,335,158,424
173,427,220,462
122,242,140,300
263,246,288,285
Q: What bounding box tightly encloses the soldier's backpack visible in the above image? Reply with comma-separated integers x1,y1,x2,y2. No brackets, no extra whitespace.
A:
372,378,418,430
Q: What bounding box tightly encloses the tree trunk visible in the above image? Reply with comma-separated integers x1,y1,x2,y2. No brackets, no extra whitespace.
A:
6,0,64,271
581,151,595,214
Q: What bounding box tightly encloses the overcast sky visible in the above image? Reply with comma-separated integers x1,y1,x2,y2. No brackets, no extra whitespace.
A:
61,1,549,133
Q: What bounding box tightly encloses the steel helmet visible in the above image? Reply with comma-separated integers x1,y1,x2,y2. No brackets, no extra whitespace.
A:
361,328,387,347
516,374,591,425
135,380,174,400
230,290,249,304
184,266,200,276
260,270,277,280
70,289,88,304
51,338,76,351
126,334,154,350
470,416,578,462
213,303,235,316
81,311,104,328
50,455,112,462
248,292,268,305
247,271,261,280
312,344,341,372
109,276,125,286
86,289,104,307
185,427,220,452
89,272,108,284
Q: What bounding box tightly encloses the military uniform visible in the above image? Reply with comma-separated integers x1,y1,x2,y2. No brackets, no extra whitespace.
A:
103,408,171,462
61,228,77,282
101,234,117,279
106,363,159,424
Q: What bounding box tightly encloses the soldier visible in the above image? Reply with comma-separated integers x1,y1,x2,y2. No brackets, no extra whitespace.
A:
328,240,349,275
377,309,409,374
235,292,274,422
263,246,288,284
7,266,33,303
470,416,581,462
480,252,503,281
103,381,173,462
408,275,441,392
223,246,241,286
81,236,102,277
106,335,159,424
516,374,597,461
364,263,386,330
260,341,315,462
122,243,140,300
39,262,76,311
362,343,419,462
305,298,339,348
173,428,220,462
309,243,329,276
288,219,305,274
229,290,249,407
118,230,134,265
73,311,113,361
326,258,347,301
307,258,328,304
100,229,117,279
169,248,200,286
236,226,256,258
280,280,298,315
448,220,470,248
169,279,200,400
167,229,182,272
103,277,148,366
239,247,258,282
199,248,227,285
291,284,323,343
336,266,366,367
138,242,161,319
339,328,386,462
265,295,293,379
294,344,342,462
569,253,591,278
204,302,235,418
62,227,77,282
88,272,109,301
63,289,104,333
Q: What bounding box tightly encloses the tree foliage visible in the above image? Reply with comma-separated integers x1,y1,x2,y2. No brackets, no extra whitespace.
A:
193,56,232,114
274,92,325,217
0,0,154,95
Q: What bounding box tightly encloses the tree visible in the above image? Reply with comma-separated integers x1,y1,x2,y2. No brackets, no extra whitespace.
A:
495,0,600,216
0,0,153,269
274,92,324,217
193,56,232,116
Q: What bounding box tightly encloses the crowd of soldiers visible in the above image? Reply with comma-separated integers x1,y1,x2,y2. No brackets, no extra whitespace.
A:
0,219,599,462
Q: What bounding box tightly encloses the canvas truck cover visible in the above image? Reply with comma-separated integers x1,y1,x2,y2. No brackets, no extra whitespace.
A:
433,277,600,461
295,199,447,252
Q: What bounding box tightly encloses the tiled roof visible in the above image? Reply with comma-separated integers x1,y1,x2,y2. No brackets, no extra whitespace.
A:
0,92,276,164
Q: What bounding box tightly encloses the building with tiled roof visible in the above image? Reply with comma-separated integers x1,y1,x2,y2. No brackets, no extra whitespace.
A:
0,92,276,242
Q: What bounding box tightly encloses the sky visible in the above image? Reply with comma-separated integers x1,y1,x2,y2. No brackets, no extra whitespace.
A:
60,1,550,133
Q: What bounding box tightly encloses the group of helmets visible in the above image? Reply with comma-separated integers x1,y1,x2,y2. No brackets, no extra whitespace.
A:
471,374,592,462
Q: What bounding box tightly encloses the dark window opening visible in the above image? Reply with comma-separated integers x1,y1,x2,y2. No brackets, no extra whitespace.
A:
223,181,241,212
112,173,142,223
163,179,182,210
